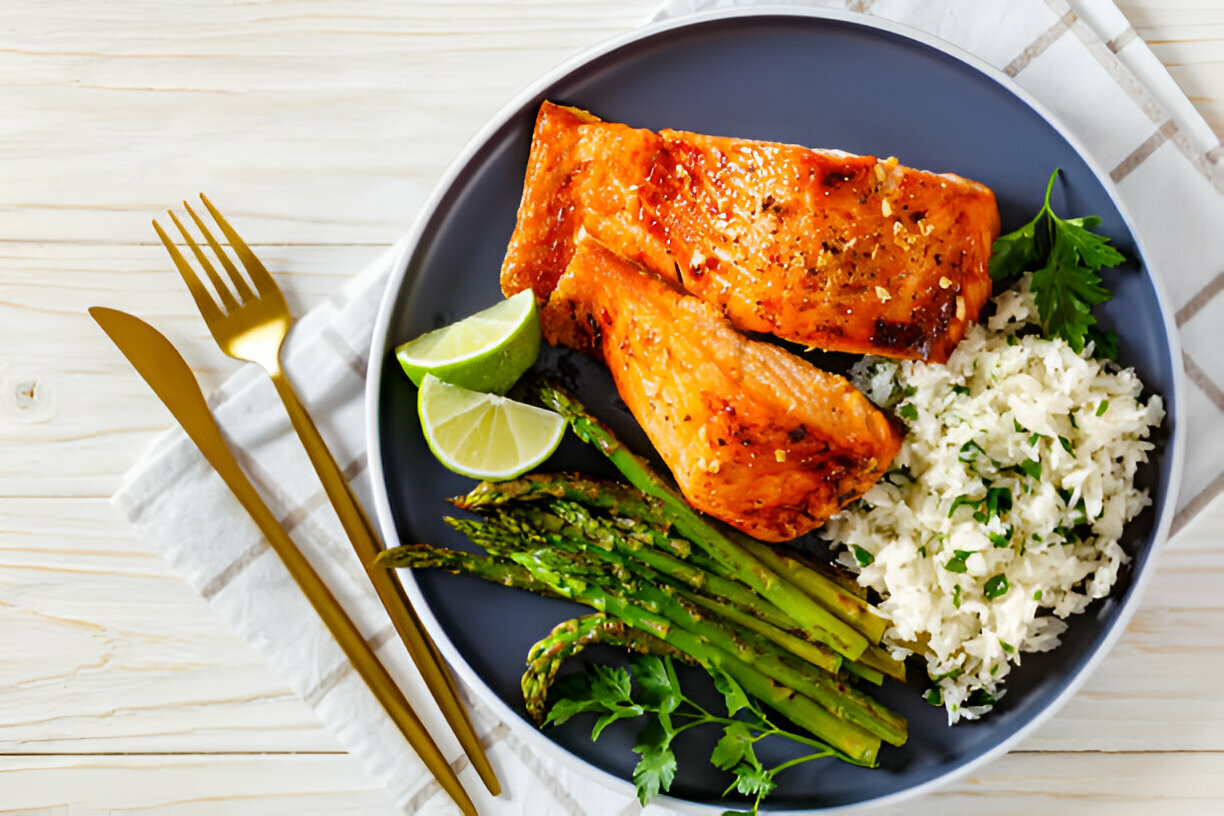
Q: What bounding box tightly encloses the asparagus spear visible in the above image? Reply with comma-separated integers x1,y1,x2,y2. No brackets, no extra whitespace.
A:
373,543,563,597
531,382,870,660
522,613,694,721
458,478,905,676
379,531,885,763
458,473,673,533
519,500,843,675
459,516,906,748
739,538,887,643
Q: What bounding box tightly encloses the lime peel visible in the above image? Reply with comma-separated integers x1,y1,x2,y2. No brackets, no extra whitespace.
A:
418,374,565,481
396,290,541,394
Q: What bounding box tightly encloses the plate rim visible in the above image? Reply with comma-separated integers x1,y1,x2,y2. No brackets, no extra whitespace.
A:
365,6,1187,812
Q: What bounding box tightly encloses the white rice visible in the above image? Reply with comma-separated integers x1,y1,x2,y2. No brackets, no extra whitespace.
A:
824,276,1165,722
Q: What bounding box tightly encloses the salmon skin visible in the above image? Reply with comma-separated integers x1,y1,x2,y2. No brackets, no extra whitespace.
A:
502,102,1000,363
543,238,904,542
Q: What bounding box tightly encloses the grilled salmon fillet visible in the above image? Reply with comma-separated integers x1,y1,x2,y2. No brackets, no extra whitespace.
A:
503,102,1000,363
544,238,904,542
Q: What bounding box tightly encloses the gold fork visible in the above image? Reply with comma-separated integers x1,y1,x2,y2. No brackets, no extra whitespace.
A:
153,195,500,798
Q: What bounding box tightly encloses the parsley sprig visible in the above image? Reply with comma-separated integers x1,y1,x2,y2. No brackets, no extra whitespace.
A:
545,654,843,814
989,169,1125,355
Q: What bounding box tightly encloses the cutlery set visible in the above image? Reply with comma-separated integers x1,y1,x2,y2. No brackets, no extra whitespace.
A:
92,196,493,816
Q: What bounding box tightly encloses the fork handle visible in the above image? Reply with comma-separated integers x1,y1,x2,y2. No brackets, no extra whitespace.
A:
268,369,502,797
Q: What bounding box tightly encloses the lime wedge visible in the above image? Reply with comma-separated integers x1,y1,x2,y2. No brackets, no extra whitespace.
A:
418,374,565,480
396,290,541,394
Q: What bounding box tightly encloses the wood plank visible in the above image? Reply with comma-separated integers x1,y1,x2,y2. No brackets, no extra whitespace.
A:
0,498,335,754
0,1,659,245
0,754,392,815
0,243,379,497
0,750,1222,814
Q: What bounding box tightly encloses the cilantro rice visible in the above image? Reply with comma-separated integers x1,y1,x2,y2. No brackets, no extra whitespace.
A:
824,276,1164,723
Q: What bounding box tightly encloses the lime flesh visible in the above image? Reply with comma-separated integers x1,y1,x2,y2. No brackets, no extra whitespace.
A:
418,374,565,481
396,290,540,394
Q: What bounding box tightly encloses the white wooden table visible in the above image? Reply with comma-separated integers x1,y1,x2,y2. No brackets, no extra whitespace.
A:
2,2,1222,813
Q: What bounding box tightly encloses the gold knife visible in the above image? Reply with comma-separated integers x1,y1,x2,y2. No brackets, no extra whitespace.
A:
91,306,479,816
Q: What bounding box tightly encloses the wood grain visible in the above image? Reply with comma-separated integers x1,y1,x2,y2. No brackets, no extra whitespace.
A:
1,0,1222,812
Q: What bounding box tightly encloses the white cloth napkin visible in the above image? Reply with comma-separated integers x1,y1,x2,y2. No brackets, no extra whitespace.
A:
113,1,1224,813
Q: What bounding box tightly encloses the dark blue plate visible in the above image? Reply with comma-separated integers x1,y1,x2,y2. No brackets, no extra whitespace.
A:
368,9,1182,811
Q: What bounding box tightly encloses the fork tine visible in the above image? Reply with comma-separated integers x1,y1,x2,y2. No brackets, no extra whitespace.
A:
198,193,281,299
183,200,255,303
153,218,225,326
168,211,240,313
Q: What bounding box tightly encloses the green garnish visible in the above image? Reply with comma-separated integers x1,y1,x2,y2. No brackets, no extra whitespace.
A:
985,486,1013,517
898,403,918,421
1016,458,1042,481
959,440,986,464
547,655,844,812
948,494,976,518
1058,435,1076,456
932,667,964,682
851,545,874,568
925,687,943,706
1096,400,1109,416
952,584,962,609
984,573,1010,600
1032,590,1043,601
952,384,971,396
944,550,972,574
988,526,1014,548
1000,640,1016,654
989,169,1125,355
967,689,998,707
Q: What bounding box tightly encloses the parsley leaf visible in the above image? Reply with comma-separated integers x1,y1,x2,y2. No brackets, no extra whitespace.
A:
546,656,844,813
984,573,1010,600
632,719,677,805
732,764,777,798
631,654,679,715
710,722,753,771
990,209,1043,281
710,666,751,717
991,169,1125,355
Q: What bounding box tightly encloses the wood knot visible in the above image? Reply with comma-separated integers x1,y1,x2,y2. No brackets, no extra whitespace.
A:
1,366,56,424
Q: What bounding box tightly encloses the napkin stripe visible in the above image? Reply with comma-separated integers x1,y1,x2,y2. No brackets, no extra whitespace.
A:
303,623,398,708
506,734,596,815
403,723,515,813
200,540,267,601
1004,10,1075,77
1172,470,1224,536
1175,271,1224,327
197,450,369,599
1111,119,1177,182
322,324,370,382
1184,354,1224,413
1106,27,1137,53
